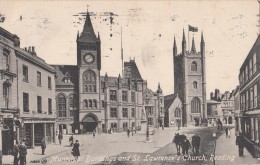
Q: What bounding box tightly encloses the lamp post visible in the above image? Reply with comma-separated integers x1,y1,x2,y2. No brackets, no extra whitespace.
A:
145,96,149,141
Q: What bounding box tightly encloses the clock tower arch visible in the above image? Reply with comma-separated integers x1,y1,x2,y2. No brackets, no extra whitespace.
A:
77,10,102,133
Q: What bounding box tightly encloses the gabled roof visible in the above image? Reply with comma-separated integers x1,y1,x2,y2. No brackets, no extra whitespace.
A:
78,11,98,43
124,60,143,80
164,94,178,110
51,65,78,86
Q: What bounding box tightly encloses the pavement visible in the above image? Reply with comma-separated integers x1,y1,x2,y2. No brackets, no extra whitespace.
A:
215,128,260,165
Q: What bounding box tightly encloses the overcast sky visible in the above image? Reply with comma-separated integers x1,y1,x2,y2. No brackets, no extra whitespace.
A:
0,0,259,98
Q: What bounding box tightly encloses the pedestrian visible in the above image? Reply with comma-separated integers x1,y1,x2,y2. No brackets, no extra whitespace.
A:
191,134,201,154
181,137,191,156
93,130,95,138
236,133,245,157
132,128,134,136
133,126,136,134
69,135,74,146
13,141,20,165
18,141,27,165
58,133,63,145
72,140,80,161
225,128,228,137
228,128,231,138
41,137,46,155
127,129,130,137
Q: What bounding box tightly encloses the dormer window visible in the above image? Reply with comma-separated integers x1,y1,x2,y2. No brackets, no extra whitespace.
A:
64,77,71,83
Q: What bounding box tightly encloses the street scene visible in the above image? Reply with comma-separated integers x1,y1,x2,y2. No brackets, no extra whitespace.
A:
1,0,260,165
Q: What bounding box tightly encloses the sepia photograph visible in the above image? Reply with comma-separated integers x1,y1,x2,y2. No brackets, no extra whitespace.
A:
0,0,260,164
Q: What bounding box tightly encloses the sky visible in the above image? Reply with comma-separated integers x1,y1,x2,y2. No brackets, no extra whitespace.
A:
0,0,259,98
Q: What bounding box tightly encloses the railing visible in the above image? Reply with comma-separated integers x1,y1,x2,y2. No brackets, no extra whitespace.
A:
243,136,260,158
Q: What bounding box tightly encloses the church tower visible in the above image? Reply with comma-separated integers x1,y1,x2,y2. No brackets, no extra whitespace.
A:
77,11,102,133
173,31,207,126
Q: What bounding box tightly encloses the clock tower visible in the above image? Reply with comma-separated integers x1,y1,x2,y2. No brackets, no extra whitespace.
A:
77,10,101,132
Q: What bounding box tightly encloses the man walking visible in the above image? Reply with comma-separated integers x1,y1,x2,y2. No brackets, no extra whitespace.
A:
41,137,46,155
127,129,130,137
58,133,63,145
13,141,20,165
19,141,27,165
236,133,245,157
225,128,228,138
191,134,201,154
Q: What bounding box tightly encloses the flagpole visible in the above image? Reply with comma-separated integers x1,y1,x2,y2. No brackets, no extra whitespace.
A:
188,25,190,52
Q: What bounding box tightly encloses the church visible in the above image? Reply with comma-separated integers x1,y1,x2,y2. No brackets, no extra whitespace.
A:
53,11,164,134
173,30,207,126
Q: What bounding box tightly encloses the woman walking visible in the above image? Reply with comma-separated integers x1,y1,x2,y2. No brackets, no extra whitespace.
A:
72,140,80,161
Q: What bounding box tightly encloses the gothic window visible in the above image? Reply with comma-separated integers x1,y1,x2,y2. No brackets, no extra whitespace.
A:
191,61,197,71
93,100,97,108
58,94,66,117
193,81,198,89
83,70,96,93
174,108,181,117
191,97,201,113
89,100,92,108
84,100,88,108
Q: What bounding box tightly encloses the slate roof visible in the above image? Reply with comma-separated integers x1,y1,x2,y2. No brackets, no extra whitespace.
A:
164,94,178,110
51,65,78,86
124,60,143,80
78,12,98,43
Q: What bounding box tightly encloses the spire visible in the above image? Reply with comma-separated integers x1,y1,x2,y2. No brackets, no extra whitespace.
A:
78,10,98,43
97,32,100,42
182,29,186,42
173,36,177,49
191,36,196,53
201,32,204,43
156,82,162,94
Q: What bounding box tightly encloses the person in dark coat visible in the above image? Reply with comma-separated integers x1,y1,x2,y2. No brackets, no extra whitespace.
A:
127,129,130,137
58,133,63,145
13,141,20,165
225,128,228,137
191,134,201,154
236,133,245,157
18,141,27,165
41,137,46,155
72,140,80,161
69,135,74,146
181,137,191,156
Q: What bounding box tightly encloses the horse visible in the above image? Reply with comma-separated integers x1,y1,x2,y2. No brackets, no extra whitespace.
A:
173,133,185,155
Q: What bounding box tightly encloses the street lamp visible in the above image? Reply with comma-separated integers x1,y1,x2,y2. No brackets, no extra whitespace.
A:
145,96,149,141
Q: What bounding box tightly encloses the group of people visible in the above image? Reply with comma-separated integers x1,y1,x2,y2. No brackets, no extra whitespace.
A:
172,133,201,156
13,140,28,165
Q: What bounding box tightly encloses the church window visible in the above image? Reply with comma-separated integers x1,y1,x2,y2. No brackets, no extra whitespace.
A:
83,70,96,93
174,108,181,117
191,61,197,71
89,100,92,108
84,100,88,108
57,94,66,117
191,97,201,113
93,100,97,108
193,81,198,89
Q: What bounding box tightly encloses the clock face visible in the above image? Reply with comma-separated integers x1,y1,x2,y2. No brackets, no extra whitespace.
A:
83,54,94,64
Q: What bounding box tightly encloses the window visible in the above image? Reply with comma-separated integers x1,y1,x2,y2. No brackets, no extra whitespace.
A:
37,71,41,86
84,100,88,108
193,81,198,89
131,92,135,102
250,87,254,109
89,100,92,108
131,108,135,118
58,94,66,117
249,59,252,78
123,122,128,131
122,91,128,102
147,107,153,115
191,61,197,71
83,70,96,93
245,66,248,82
110,123,117,132
174,108,181,117
48,76,52,89
110,108,117,118
251,118,255,140
191,97,201,113
93,100,97,108
255,118,259,142
110,90,117,101
102,100,105,108
64,77,71,83
37,96,42,113
3,83,9,108
253,53,257,74
23,65,28,82
48,98,52,114
148,117,153,126
122,108,128,118
254,85,258,108
246,90,249,110
23,93,29,112
69,94,76,116
3,51,9,71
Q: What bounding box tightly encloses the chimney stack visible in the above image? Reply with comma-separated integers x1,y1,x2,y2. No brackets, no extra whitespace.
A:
28,46,31,52
32,46,35,52
25,47,27,51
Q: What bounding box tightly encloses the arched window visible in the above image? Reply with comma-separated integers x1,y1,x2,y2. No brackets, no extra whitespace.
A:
3,50,9,71
89,100,92,108
174,108,181,117
93,100,97,108
83,70,96,93
191,97,201,113
84,85,88,92
84,100,88,108
57,94,66,117
191,61,197,71
69,94,76,117
193,81,198,89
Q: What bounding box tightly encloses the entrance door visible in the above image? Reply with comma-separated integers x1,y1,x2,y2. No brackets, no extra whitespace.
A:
34,124,44,146
82,113,98,133
2,119,14,155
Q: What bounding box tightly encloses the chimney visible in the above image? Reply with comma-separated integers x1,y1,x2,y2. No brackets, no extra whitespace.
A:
32,46,35,52
210,92,214,100
25,47,27,51
215,89,220,100
28,46,31,52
